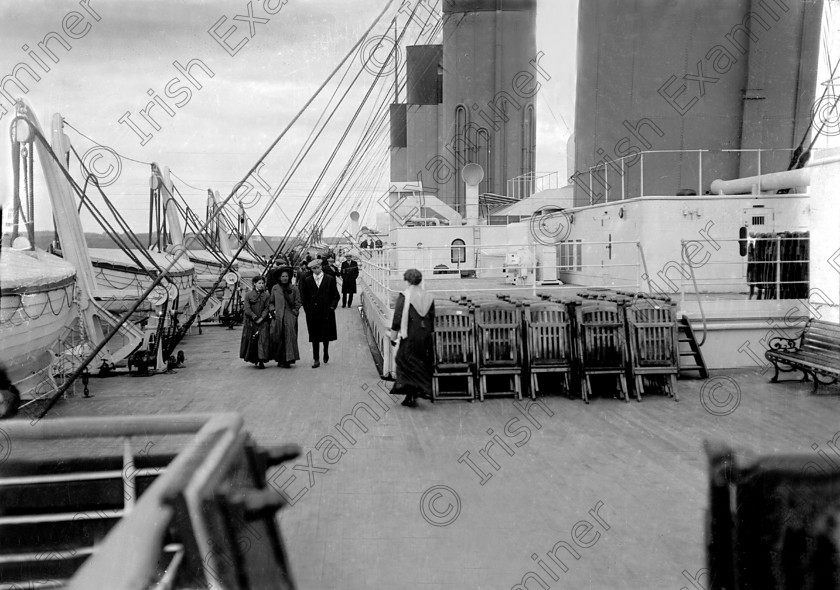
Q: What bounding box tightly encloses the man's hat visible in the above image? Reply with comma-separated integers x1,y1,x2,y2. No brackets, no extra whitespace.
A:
308,259,322,269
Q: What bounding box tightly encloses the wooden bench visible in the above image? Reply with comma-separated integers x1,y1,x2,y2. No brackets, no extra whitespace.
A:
765,319,840,391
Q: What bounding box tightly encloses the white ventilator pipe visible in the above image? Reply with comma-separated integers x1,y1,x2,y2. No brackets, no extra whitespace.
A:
349,210,360,236
710,168,811,195
463,163,484,225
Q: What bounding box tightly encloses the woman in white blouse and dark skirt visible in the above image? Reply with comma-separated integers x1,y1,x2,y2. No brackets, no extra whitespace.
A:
389,269,435,407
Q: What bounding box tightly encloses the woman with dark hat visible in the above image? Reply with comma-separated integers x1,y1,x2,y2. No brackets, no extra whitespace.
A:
269,267,302,367
240,275,271,368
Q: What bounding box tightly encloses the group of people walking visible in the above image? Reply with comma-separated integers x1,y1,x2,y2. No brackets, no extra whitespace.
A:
239,253,359,369
239,253,436,411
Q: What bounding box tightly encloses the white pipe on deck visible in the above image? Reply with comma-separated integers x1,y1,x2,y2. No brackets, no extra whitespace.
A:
349,210,361,237
463,163,484,225
710,168,811,195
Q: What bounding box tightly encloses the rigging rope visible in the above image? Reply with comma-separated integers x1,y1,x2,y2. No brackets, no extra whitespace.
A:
289,8,459,249
274,3,427,255
164,0,401,356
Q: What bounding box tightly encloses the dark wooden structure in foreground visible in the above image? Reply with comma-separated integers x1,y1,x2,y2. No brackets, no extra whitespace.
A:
706,441,840,590
0,414,300,589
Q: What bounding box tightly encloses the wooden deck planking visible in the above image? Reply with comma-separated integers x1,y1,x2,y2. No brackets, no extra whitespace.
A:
5,306,840,589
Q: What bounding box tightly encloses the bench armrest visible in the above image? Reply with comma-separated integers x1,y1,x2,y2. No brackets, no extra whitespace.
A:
767,335,800,352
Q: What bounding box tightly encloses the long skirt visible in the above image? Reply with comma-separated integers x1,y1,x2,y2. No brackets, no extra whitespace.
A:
271,315,300,363
240,320,270,363
393,326,434,396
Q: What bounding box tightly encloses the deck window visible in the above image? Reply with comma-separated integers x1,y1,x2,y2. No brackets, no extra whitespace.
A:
451,239,466,263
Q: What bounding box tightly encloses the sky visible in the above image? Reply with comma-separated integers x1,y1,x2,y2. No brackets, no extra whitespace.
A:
0,0,577,238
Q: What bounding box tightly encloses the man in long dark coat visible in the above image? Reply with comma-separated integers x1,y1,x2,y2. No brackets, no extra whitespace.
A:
300,259,340,368
340,254,359,308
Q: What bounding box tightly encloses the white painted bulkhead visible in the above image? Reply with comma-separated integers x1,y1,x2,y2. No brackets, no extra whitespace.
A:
556,194,810,295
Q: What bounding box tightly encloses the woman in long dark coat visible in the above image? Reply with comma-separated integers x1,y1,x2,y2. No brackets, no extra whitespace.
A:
269,268,302,367
389,268,435,407
240,276,271,368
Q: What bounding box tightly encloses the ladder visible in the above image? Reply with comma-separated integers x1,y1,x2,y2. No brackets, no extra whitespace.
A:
678,315,709,378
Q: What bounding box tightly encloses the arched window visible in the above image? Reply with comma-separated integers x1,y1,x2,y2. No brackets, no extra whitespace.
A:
451,239,466,264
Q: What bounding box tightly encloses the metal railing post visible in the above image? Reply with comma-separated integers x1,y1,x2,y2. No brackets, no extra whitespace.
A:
757,150,762,192
775,234,781,300
604,163,609,203
621,157,626,201
698,150,703,195
589,170,594,206
640,153,645,198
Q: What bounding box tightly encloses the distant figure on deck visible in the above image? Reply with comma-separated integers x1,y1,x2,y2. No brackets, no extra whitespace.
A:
340,254,359,308
269,267,302,368
300,259,340,368
323,256,339,279
389,269,435,408
240,275,271,369
265,259,283,293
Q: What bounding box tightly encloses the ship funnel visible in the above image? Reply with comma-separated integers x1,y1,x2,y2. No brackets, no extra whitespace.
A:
462,163,484,225
349,210,361,237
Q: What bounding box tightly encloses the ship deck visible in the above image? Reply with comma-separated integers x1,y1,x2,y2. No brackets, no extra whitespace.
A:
12,306,840,590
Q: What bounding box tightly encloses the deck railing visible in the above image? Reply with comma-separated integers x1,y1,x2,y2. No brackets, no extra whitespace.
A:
580,148,799,205
356,241,643,311
355,233,813,315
